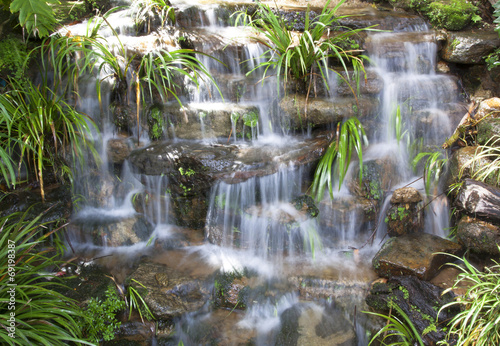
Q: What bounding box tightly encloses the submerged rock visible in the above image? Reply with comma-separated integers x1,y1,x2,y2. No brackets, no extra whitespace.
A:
372,233,463,280
127,261,212,321
275,303,356,346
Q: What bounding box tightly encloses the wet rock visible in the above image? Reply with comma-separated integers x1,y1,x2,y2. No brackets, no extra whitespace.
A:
456,215,500,256
279,95,378,130
474,97,500,120
292,195,320,218
366,275,459,346
213,269,250,310
161,102,260,140
107,137,134,164
440,31,500,65
127,261,212,321
70,214,154,247
349,157,400,201
455,179,500,223
336,69,384,96
385,187,424,237
275,303,356,346
372,233,463,280
112,103,136,134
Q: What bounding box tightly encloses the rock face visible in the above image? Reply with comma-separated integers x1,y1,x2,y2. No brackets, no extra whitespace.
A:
440,31,500,65
385,187,424,237
457,215,500,255
366,275,459,346
372,233,463,280
455,179,500,223
445,146,492,193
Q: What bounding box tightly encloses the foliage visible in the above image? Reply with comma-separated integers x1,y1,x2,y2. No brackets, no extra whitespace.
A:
412,150,447,194
132,0,175,32
438,251,500,346
461,135,500,186
495,0,500,37
364,301,424,346
0,76,98,201
83,285,126,343
310,117,367,201
233,0,373,98
485,2,500,70
0,211,92,345
426,0,477,31
0,36,28,81
9,0,58,38
126,279,154,323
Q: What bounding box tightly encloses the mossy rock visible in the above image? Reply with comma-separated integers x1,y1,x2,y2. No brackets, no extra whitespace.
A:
426,0,477,31
477,118,500,146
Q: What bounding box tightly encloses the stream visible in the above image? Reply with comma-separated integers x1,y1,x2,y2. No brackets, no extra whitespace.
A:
61,0,465,344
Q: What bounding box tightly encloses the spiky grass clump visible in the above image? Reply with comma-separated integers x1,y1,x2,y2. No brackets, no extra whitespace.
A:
438,252,500,346
0,211,92,345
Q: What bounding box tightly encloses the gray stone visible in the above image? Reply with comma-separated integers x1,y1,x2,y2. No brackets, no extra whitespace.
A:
440,31,500,65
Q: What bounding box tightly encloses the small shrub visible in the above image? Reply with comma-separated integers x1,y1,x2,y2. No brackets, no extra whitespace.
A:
83,286,126,343
426,1,477,31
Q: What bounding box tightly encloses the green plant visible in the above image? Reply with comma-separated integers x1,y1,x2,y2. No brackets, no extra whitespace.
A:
0,36,28,80
0,77,99,201
310,117,368,201
437,251,500,346
9,0,58,37
84,285,126,343
461,135,500,186
243,111,258,128
412,151,447,194
132,0,175,33
126,279,154,323
233,0,373,100
0,211,92,345
364,302,424,346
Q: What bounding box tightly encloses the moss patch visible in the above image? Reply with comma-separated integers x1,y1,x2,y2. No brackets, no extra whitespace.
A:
426,1,477,31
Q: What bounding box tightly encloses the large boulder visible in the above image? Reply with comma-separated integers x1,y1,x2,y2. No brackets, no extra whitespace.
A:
372,233,463,280
457,215,500,256
440,31,500,64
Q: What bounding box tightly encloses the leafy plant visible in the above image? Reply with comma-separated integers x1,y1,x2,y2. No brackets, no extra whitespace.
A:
412,151,447,194
364,302,424,346
233,0,373,101
126,279,155,323
0,211,92,345
437,251,500,346
84,285,126,343
0,77,99,201
9,0,58,38
0,36,28,81
310,117,367,201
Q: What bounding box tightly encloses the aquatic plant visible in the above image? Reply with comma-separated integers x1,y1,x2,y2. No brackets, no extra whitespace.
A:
234,0,373,100
364,302,424,346
437,251,500,346
0,211,91,345
310,117,367,201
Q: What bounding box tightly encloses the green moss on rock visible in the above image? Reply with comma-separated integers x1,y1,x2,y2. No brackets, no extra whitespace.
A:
426,1,477,31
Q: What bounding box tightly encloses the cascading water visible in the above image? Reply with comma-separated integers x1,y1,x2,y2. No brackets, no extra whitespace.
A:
61,1,464,344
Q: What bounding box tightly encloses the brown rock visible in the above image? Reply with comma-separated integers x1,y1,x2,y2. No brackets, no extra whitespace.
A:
372,233,463,280
390,187,423,204
457,215,500,256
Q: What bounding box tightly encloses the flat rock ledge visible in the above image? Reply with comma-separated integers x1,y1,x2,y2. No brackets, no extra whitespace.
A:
372,233,463,281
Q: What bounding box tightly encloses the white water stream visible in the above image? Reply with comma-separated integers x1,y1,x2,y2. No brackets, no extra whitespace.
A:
61,1,462,344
